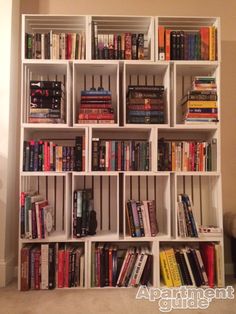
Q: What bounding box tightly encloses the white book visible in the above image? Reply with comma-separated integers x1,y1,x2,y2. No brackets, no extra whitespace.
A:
182,248,196,286
142,201,151,237
41,244,49,289
135,248,149,286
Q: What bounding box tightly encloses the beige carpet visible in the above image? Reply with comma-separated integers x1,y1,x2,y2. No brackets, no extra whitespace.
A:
0,279,235,314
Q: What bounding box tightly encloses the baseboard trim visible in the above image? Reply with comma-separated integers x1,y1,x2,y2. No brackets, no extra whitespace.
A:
0,255,16,287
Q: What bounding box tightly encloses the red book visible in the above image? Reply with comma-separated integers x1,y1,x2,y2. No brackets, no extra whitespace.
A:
200,243,215,288
158,26,165,60
58,249,65,288
108,246,113,287
79,113,114,120
165,29,171,60
67,33,72,59
64,249,70,287
117,142,121,171
80,104,112,109
43,141,48,171
34,248,41,290
125,33,132,60
200,27,209,60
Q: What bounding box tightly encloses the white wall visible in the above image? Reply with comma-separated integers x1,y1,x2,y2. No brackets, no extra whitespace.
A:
0,0,20,287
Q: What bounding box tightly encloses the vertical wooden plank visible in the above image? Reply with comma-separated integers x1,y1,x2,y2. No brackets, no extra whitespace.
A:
93,176,101,232
38,176,47,199
110,176,117,233
139,176,147,201
56,176,63,232
192,176,201,226
131,176,139,200
125,176,130,202
148,176,155,201
201,176,210,226
102,176,109,232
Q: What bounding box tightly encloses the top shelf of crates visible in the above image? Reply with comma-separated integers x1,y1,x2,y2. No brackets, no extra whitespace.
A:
22,15,220,62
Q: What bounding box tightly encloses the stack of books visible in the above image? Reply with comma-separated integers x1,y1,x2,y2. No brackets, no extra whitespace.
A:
29,80,65,123
158,26,217,61
25,32,86,60
91,243,153,287
126,85,165,124
92,139,150,171
78,88,115,124
177,194,198,238
126,200,159,237
92,22,147,60
158,138,217,171
73,189,97,238
181,76,218,124
20,192,54,240
23,136,85,172
160,243,223,288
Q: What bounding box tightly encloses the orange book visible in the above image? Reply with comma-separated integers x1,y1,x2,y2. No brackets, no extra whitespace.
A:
158,26,165,60
200,27,209,60
165,29,171,60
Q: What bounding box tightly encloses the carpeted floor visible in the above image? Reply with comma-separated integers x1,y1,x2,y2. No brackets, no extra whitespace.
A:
0,278,235,314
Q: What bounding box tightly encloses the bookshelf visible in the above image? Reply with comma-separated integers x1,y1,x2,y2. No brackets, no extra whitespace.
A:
19,14,224,290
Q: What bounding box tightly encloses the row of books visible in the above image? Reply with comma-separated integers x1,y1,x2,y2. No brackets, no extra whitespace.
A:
126,85,165,124
25,32,86,60
29,80,65,123
92,139,150,171
160,243,223,288
158,139,216,171
20,193,54,240
126,200,159,237
181,77,218,123
78,88,115,124
21,244,85,290
23,137,85,172
92,22,147,60
158,26,217,61
177,194,198,238
73,189,97,238
91,243,152,287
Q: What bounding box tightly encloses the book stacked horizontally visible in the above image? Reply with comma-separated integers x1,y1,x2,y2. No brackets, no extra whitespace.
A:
126,200,159,237
25,32,86,60
29,80,65,123
78,88,115,124
91,244,153,287
20,192,54,240
177,194,198,238
160,243,223,288
73,189,97,238
181,76,218,124
127,85,165,124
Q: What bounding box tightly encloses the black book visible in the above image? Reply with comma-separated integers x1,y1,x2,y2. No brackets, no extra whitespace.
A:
140,254,153,285
126,201,136,237
131,34,137,59
136,201,145,236
176,31,181,60
104,244,109,286
186,248,202,287
23,141,30,171
171,31,177,60
179,249,193,285
117,35,122,59
29,140,35,171
48,244,56,289
180,31,185,60
175,249,188,285
112,247,118,287
30,80,62,90
74,136,83,171
31,88,62,97
92,139,99,171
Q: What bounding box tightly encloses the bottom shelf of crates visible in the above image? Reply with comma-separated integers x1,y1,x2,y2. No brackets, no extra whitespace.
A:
158,240,224,289
88,240,158,288
20,241,87,291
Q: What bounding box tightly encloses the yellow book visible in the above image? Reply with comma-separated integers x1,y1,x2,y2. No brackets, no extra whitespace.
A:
164,248,182,287
185,100,217,108
171,142,176,171
209,26,216,61
160,250,173,287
